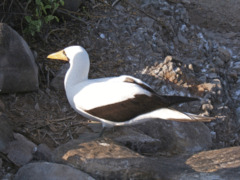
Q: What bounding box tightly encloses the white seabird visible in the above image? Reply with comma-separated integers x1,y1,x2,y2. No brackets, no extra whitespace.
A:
47,46,214,136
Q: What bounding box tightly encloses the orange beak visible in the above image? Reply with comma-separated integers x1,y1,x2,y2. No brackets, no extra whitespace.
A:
47,50,68,61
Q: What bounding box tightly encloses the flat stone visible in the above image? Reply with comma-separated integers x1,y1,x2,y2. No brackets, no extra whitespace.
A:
0,23,38,93
14,162,95,180
186,146,240,173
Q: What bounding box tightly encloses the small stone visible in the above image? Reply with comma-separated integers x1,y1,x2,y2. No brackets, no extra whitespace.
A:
6,133,37,166
218,46,231,62
164,56,173,64
178,31,188,44
34,144,53,161
100,33,105,39
208,73,218,79
188,64,194,71
34,103,40,111
142,17,154,28
213,56,224,67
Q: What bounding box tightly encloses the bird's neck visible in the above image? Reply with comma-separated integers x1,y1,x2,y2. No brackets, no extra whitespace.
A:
64,56,89,90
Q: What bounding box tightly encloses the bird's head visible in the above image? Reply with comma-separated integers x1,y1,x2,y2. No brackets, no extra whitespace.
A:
47,46,88,63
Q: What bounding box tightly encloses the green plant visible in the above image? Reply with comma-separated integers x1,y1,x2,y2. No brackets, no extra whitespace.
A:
24,0,64,36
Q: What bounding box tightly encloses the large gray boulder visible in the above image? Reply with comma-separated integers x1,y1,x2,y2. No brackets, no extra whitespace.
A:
0,23,38,93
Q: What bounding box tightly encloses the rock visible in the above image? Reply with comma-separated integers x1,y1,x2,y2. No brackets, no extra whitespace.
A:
197,83,217,95
0,114,14,152
236,107,240,124
52,137,240,179
0,23,38,93
218,46,232,62
178,31,188,44
34,144,53,161
5,133,36,166
0,99,5,111
105,126,163,155
186,146,240,173
14,162,95,180
50,64,69,91
135,120,212,154
63,0,83,11
52,138,153,179
0,158,2,168
142,17,155,28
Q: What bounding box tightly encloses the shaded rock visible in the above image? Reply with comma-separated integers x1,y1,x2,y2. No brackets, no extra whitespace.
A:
50,64,69,91
63,0,83,11
135,120,212,155
34,144,53,162
236,107,240,124
5,133,36,166
0,99,5,111
0,114,14,152
178,31,188,44
14,162,95,180
218,46,231,62
0,23,38,93
105,126,163,155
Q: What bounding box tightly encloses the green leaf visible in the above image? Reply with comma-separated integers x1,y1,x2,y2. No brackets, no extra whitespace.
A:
54,16,59,22
60,0,64,6
44,15,55,23
25,16,32,23
35,0,41,6
45,5,51,9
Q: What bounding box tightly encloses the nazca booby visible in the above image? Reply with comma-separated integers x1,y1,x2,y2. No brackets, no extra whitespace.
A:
47,46,214,136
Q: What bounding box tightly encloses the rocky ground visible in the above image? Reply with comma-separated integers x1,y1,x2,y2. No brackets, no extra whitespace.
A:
1,0,240,179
